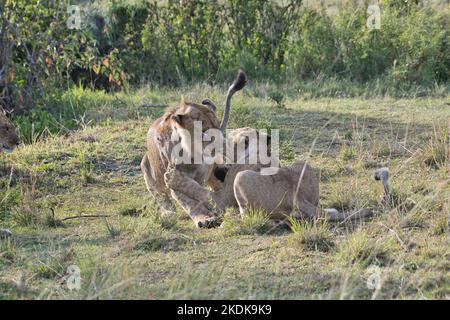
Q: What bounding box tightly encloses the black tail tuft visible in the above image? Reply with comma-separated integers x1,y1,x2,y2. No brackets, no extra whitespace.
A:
232,69,247,91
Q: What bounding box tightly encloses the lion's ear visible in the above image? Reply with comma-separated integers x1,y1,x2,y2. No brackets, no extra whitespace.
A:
201,99,216,112
171,114,184,125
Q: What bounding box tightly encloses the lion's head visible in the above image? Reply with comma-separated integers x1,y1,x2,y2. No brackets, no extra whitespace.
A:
0,110,20,153
168,101,219,132
226,127,271,164
164,101,221,163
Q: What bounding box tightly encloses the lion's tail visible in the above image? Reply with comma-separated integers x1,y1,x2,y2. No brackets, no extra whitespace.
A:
220,69,247,132
322,207,375,222
294,167,390,222
321,167,390,222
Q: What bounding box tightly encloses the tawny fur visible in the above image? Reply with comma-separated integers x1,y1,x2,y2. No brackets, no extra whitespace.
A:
165,160,391,223
165,127,273,212
141,70,247,228
0,109,20,240
233,161,320,219
141,102,220,227
0,110,20,153
207,127,272,192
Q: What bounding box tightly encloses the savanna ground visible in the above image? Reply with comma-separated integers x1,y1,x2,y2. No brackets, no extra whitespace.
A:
0,86,448,299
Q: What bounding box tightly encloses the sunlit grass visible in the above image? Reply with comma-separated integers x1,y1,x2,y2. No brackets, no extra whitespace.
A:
0,90,448,299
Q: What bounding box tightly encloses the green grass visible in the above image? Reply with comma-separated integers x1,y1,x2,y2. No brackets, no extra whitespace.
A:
0,85,449,299
221,208,271,236
289,218,334,252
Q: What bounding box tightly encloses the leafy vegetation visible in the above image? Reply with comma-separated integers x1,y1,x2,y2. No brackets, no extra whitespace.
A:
0,0,448,143
2,1,449,104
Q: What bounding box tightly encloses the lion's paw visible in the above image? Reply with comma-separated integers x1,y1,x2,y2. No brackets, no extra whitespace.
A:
193,215,219,229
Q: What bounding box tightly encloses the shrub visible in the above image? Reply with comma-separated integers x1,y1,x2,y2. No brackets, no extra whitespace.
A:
2,0,448,143
286,8,337,79
289,218,334,252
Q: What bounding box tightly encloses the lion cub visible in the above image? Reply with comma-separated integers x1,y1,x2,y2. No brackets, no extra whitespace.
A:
0,109,20,240
234,164,390,221
166,160,390,223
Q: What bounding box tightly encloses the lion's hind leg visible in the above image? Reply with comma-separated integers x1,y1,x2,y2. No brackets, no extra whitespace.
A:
233,170,264,218
141,154,155,194
141,154,176,215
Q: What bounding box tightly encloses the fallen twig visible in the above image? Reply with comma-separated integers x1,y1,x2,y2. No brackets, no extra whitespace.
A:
61,214,111,221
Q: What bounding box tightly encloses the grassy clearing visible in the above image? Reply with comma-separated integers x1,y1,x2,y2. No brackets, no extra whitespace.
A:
0,86,449,299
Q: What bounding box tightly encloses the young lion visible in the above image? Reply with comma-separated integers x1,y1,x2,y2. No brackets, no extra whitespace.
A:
164,126,273,212
0,109,20,153
207,127,272,193
0,109,20,240
165,160,391,223
141,70,247,228
234,163,390,221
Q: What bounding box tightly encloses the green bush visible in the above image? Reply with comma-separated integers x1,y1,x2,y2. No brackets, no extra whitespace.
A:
286,8,337,79
1,0,448,143
3,0,448,93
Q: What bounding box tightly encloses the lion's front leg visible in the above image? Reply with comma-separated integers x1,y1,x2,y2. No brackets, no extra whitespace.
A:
170,190,218,228
141,154,176,215
164,164,212,204
164,165,219,228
